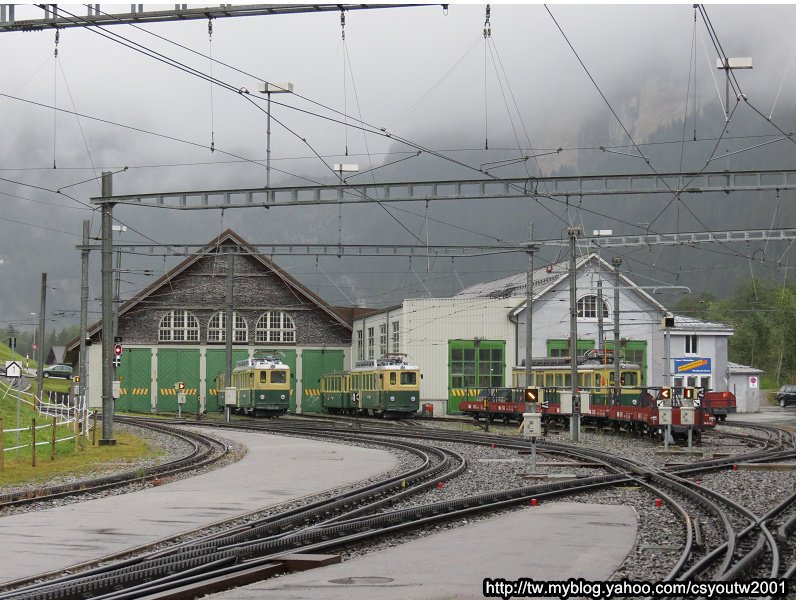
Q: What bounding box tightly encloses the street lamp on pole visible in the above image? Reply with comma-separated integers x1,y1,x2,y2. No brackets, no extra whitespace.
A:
332,163,358,252
29,312,36,357
716,57,752,185
258,81,294,193
715,57,753,121
111,224,127,342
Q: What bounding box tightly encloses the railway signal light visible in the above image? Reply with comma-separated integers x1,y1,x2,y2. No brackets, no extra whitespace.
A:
525,387,539,403
175,381,186,391
114,343,122,357
657,388,671,400
682,387,697,400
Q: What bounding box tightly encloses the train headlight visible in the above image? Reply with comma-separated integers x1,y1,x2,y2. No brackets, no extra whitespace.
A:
411,396,416,402
259,394,265,400
389,396,395,402
280,394,286,400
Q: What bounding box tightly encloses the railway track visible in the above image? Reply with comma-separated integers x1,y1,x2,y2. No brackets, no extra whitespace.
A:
0,416,793,600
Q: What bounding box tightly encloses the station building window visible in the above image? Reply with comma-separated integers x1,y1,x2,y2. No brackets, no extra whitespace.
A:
158,310,200,342
685,334,698,354
356,330,364,360
546,339,593,358
577,295,609,319
391,321,400,353
379,324,387,355
208,311,248,343
255,311,295,343
367,327,375,359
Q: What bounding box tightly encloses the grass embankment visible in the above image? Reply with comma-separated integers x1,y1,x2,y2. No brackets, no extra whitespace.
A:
0,380,162,488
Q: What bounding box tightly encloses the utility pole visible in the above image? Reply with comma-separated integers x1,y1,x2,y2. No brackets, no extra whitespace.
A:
525,222,534,387
35,273,46,403
100,172,116,445
79,220,90,405
259,82,294,192
663,324,672,388
568,227,581,442
612,257,622,396
597,280,604,357
224,249,235,422
112,225,127,340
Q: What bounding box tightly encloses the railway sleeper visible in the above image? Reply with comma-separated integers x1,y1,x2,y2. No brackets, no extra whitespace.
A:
692,516,705,549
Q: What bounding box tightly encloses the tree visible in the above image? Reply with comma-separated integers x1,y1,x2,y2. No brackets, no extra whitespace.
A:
674,278,795,387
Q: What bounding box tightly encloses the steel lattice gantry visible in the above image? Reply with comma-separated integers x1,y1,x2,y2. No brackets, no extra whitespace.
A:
90,170,795,210
77,228,796,258
0,4,422,32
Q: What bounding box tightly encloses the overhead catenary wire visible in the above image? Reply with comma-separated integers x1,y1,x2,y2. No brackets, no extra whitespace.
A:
52,27,59,169
483,3,490,150
4,5,792,302
696,5,795,144
32,2,792,241
208,17,215,153
541,3,774,269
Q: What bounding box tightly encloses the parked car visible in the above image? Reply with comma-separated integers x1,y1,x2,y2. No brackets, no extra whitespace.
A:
43,364,73,379
776,384,795,408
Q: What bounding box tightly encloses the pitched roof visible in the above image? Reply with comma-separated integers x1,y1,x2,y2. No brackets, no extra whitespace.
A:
458,253,670,316
455,256,578,299
674,314,734,334
727,362,763,374
66,229,350,352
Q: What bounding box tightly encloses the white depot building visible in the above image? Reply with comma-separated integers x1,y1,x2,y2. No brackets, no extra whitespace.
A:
352,253,736,415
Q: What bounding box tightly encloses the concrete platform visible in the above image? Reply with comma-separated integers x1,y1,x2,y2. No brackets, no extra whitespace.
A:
207,502,638,600
0,428,397,585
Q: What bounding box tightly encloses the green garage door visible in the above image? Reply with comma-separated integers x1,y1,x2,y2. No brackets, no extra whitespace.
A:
255,349,297,411
205,349,249,413
301,350,344,413
157,349,200,413
448,340,505,414
116,348,152,413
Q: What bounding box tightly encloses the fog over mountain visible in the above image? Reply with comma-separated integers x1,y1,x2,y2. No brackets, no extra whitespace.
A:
0,3,793,331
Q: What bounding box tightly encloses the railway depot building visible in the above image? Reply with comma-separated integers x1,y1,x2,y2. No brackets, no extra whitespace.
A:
67,230,354,414
353,254,734,415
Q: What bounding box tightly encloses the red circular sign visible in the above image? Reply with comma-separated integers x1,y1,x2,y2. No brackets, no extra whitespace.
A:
32,343,37,350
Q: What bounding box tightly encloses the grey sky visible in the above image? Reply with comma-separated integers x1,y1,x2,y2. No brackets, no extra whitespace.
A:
0,3,795,331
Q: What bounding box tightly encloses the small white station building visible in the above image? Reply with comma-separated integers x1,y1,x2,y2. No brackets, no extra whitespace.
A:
352,253,736,415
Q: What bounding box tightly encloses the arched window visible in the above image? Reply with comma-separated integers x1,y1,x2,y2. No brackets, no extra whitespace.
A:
255,311,296,343
577,295,609,319
207,311,248,343
159,310,200,342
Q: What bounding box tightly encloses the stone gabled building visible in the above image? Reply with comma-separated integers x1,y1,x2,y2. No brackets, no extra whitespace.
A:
66,230,352,414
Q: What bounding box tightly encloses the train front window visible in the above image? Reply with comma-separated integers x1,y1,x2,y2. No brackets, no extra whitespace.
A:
621,372,638,386
271,370,287,384
390,372,397,385
401,372,416,385
260,371,267,384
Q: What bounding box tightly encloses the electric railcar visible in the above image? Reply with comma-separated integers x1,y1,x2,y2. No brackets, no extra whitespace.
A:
214,352,291,416
320,353,421,417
